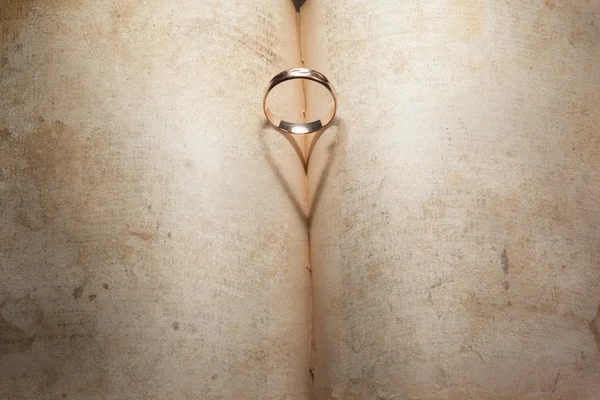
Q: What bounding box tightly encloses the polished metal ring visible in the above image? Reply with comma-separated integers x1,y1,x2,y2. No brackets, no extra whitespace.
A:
263,68,337,135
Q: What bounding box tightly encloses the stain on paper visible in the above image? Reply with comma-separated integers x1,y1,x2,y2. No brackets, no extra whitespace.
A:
501,248,510,274
0,315,34,354
448,0,486,41
590,304,600,352
72,287,84,299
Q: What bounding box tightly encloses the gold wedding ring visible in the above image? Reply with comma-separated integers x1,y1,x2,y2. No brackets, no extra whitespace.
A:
263,68,337,135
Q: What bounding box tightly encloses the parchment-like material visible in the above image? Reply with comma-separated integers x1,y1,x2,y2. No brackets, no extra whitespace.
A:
305,1,600,398
0,1,311,398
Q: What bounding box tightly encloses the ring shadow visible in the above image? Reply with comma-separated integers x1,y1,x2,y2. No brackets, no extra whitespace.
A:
257,119,342,226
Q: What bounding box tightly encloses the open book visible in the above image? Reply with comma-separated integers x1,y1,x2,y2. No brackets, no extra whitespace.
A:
1,0,599,398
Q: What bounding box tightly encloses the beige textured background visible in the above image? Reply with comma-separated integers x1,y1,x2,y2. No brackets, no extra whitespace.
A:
3,0,600,399
305,0,600,399
1,1,312,399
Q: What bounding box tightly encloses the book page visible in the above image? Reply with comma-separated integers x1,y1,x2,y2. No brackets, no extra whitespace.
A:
0,1,311,398
304,0,600,398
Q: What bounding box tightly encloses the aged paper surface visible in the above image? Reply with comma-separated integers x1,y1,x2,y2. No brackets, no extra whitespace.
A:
0,1,311,398
305,0,600,398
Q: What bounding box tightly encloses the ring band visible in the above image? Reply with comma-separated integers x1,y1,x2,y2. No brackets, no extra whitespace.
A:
263,68,337,135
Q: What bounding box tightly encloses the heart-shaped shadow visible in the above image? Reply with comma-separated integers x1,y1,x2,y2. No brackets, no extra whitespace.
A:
258,119,342,225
